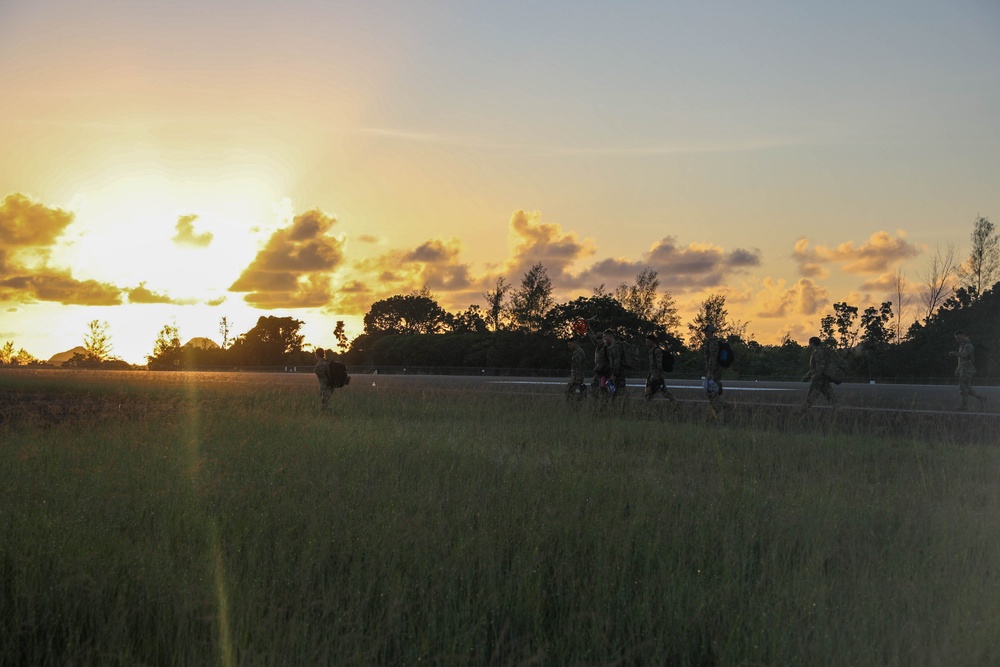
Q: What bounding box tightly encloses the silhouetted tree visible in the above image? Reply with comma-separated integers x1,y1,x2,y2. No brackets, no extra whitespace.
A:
83,320,113,361
363,293,449,336
147,323,182,370
918,243,958,323
891,267,911,343
614,268,682,339
482,276,511,332
333,320,349,354
819,302,860,351
859,301,894,378
509,263,554,333
219,316,233,350
688,294,746,349
452,305,488,333
958,215,999,300
231,316,305,366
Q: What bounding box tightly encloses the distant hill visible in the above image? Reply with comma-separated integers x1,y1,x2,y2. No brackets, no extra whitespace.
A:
47,346,88,366
184,337,220,350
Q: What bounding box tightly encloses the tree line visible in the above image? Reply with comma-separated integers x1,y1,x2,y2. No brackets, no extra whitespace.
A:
3,217,996,382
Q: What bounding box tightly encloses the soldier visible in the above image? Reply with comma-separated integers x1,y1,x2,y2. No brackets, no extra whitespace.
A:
800,336,839,411
601,329,626,398
566,339,587,399
644,333,677,405
702,324,728,415
314,347,334,413
950,330,986,411
586,328,607,395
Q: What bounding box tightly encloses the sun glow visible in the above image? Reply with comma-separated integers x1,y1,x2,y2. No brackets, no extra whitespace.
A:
58,163,291,300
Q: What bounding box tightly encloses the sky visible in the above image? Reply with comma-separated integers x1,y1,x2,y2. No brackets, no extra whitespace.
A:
1,0,998,364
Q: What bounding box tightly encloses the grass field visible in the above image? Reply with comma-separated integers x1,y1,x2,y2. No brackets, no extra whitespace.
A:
2,370,999,666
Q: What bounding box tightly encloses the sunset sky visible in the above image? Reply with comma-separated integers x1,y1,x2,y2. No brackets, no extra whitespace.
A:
2,0,998,364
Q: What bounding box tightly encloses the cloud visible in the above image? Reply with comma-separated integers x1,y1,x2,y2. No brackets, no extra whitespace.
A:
229,209,345,309
571,237,761,291
127,282,186,304
505,210,596,280
172,214,213,247
205,296,227,306
356,234,379,244
753,277,829,319
858,272,899,292
355,238,474,295
0,272,122,305
340,280,370,293
0,193,74,248
0,193,123,305
793,231,920,276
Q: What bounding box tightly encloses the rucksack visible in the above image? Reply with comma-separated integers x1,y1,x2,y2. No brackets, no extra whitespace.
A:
661,348,674,372
620,341,642,370
717,341,735,367
826,353,847,385
974,342,989,374
329,361,350,388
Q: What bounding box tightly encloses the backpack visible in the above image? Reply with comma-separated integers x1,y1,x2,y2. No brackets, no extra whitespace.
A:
826,353,847,385
620,341,642,370
329,361,350,388
661,348,674,373
717,341,735,367
974,342,989,375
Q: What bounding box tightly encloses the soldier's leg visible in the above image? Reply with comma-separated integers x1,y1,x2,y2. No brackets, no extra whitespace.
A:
821,379,838,407
714,375,729,409
958,375,972,409
802,380,819,409
658,380,677,404
616,373,628,398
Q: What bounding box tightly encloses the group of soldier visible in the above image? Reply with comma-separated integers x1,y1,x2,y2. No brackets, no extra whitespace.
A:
566,325,989,416
311,327,987,416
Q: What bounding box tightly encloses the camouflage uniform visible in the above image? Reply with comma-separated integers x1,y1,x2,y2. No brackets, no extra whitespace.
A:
644,344,677,403
566,344,587,398
587,329,607,395
803,343,838,409
588,332,625,398
954,340,985,410
314,357,333,412
607,340,626,396
703,333,727,413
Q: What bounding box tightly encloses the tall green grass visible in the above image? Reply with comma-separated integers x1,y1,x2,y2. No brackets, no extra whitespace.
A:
2,373,999,665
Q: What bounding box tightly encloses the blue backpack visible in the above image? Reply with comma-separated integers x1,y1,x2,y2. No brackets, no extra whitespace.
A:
717,341,735,367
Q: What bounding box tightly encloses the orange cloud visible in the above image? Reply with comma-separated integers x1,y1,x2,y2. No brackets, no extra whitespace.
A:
126,282,196,305
0,193,123,305
793,231,920,276
354,238,474,297
572,237,760,291
172,214,213,247
229,209,345,308
753,277,829,318
505,210,596,279
858,271,899,292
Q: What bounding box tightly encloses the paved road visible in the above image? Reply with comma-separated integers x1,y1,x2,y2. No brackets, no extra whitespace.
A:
354,373,997,416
